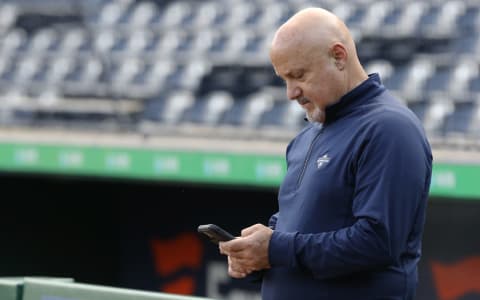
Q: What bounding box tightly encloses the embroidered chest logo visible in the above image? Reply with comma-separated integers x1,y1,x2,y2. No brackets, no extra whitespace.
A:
316,154,330,169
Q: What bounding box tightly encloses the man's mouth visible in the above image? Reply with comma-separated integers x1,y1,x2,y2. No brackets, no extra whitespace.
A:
297,98,310,106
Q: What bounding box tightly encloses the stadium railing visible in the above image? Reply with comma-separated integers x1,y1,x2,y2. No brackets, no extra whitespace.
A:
0,277,216,300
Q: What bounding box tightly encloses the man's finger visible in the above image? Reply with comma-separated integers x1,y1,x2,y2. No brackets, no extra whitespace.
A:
219,237,249,254
241,223,263,237
228,256,249,278
228,267,247,278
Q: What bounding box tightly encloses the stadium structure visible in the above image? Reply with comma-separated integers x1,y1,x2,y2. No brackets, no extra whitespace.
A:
0,0,479,300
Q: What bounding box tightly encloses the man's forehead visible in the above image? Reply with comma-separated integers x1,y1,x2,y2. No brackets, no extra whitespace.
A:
270,40,301,62
271,55,305,77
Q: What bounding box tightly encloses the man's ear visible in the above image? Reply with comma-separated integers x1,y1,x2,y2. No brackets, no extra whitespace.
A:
330,43,347,70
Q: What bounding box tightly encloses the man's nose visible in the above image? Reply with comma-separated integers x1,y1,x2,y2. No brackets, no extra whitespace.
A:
287,85,301,100
287,86,302,100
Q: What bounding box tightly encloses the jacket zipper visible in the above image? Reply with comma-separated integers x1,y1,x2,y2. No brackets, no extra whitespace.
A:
296,127,324,189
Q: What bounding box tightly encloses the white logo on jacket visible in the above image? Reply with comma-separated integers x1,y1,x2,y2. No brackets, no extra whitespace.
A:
316,154,330,169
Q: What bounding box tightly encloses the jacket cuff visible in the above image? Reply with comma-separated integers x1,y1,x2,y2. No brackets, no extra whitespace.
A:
269,231,297,267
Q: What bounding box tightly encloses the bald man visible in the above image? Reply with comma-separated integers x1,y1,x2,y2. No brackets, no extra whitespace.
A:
220,8,432,300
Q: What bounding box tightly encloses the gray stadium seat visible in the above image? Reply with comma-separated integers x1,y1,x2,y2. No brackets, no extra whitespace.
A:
223,2,259,29
63,57,104,96
45,56,75,84
423,97,453,135
27,29,58,53
191,1,227,29
365,60,394,82
93,29,118,53
160,1,193,29
407,97,431,123
469,74,480,95
0,3,18,32
96,0,130,27
449,61,478,98
58,28,91,54
161,90,195,125
128,1,159,28
110,57,145,96
156,30,186,58
13,56,43,84
442,100,477,135
1,29,27,54
181,91,234,125
424,64,454,96
137,59,175,92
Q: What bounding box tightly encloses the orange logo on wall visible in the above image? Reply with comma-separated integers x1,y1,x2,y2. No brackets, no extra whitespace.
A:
431,256,480,300
151,232,204,295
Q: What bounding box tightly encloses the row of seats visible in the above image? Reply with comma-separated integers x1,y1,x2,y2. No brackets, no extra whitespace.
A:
142,88,480,137
2,54,480,100
3,27,480,61
88,0,479,37
0,55,211,99
0,27,273,63
3,82,479,137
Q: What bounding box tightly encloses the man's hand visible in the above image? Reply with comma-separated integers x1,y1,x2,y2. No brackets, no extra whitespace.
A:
219,223,273,278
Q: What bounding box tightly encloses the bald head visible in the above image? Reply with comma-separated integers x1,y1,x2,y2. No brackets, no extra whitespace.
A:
271,7,357,65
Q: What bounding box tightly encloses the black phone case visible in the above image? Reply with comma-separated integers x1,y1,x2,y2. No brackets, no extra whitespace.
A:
197,224,235,244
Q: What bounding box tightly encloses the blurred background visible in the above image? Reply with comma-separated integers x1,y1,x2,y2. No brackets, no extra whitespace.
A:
0,0,479,299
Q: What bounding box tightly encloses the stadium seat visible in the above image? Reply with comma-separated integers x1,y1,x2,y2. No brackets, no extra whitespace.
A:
110,57,145,96
93,29,118,53
361,2,394,34
223,2,259,29
403,59,435,100
161,90,195,125
62,57,104,97
58,28,91,54
95,0,129,27
13,56,43,84
424,64,454,96
468,74,480,95
442,100,477,135
241,91,275,128
365,59,394,82
393,2,428,37
0,3,18,32
407,99,430,123
128,1,159,28
456,3,480,31
45,56,75,84
133,59,175,92
0,55,16,83
160,1,193,29
423,97,454,135
182,91,234,125
191,1,227,28
449,61,478,98
155,29,186,57
0,29,27,54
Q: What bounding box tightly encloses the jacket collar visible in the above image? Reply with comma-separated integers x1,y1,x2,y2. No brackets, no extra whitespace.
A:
324,73,385,124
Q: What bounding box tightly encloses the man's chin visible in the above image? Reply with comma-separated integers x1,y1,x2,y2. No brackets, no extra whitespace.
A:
306,109,325,124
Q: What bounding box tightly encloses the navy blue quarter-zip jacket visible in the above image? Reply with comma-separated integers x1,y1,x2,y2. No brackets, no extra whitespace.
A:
262,74,432,300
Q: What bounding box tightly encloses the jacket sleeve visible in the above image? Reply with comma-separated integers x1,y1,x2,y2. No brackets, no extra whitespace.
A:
268,213,279,229
268,114,432,279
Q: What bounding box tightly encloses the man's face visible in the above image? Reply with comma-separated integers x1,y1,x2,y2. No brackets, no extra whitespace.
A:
269,43,344,123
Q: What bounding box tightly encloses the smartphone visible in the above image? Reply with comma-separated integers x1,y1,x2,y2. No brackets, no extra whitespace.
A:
197,224,235,244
